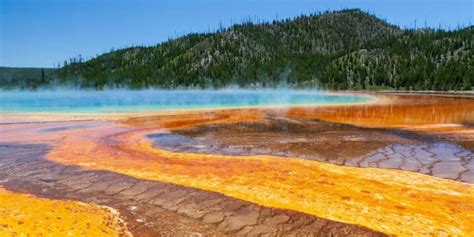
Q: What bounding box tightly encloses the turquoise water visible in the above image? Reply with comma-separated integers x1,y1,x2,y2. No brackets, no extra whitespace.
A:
0,90,371,114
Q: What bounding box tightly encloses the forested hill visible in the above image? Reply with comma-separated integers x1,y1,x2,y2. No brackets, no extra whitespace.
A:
0,67,56,89
3,9,473,90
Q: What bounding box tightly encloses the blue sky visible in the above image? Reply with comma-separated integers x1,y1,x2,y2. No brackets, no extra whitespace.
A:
1,0,472,68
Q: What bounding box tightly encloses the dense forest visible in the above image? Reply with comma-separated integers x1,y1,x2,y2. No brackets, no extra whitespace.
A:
0,67,56,89
1,9,473,90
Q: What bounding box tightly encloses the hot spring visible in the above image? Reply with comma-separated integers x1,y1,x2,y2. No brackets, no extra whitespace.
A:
0,89,371,114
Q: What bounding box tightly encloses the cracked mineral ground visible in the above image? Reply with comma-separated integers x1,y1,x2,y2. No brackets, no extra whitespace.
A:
1,93,473,236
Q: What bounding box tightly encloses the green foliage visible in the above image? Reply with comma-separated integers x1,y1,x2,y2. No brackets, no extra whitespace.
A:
2,9,473,91
321,27,473,91
0,67,57,89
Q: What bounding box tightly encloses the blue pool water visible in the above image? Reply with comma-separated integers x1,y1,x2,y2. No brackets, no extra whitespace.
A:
0,90,371,114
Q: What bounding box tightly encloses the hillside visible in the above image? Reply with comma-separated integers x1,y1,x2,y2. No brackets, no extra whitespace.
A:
2,9,473,90
320,27,473,90
0,67,57,89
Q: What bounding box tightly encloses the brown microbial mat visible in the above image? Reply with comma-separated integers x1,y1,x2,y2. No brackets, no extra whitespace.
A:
149,115,474,183
0,143,384,236
1,93,473,236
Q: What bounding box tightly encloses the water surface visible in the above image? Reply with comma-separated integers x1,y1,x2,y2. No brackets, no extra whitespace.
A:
0,90,370,114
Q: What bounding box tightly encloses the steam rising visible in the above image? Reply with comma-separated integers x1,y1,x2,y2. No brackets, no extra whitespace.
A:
0,89,370,114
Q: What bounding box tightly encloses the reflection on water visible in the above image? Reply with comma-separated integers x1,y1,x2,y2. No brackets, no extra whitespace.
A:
287,94,474,127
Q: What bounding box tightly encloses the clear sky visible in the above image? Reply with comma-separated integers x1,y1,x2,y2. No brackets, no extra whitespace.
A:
1,0,472,68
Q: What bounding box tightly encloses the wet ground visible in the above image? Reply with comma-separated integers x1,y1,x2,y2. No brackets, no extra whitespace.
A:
1,93,473,236
149,115,474,183
0,143,383,236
